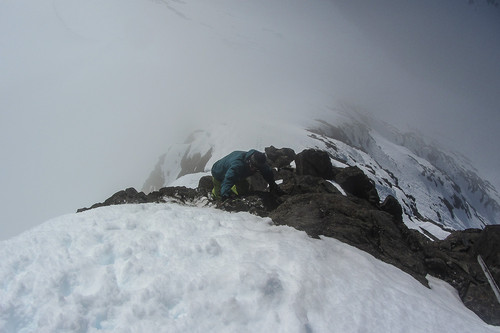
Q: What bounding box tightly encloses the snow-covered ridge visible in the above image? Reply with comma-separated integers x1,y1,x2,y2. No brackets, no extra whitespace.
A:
2,203,498,332
143,110,499,234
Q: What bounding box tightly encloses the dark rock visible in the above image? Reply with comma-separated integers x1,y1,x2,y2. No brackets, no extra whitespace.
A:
216,192,281,217
153,186,200,203
380,195,403,222
198,175,214,195
77,186,202,212
265,146,296,169
295,149,335,179
335,166,380,205
424,257,449,277
107,188,148,205
77,188,149,212
423,228,500,325
279,173,340,196
462,282,500,326
474,225,500,284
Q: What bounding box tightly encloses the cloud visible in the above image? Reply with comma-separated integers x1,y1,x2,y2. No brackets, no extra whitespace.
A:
1,0,499,239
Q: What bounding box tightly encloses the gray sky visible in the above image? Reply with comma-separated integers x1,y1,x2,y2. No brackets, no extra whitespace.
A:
1,0,499,240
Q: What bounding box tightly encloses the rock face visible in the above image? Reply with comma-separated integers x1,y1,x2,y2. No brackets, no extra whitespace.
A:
265,146,296,169
77,187,203,213
475,226,500,285
335,166,380,206
295,149,335,179
78,147,500,326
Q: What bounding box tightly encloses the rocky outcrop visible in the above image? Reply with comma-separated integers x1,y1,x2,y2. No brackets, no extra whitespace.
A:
422,227,500,324
295,149,335,179
335,166,380,206
265,146,296,169
77,187,203,212
78,147,500,325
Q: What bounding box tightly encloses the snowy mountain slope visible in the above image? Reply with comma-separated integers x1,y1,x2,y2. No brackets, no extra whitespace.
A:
1,203,499,333
307,109,500,231
143,110,499,238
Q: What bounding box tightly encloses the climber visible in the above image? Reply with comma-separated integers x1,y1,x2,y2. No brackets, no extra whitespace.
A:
211,149,283,200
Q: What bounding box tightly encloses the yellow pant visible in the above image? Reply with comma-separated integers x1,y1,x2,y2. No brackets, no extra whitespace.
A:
211,177,249,200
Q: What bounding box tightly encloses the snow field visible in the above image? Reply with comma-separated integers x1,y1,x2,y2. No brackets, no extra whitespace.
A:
1,203,498,332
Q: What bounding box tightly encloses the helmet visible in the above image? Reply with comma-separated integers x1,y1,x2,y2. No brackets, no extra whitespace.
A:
250,151,267,168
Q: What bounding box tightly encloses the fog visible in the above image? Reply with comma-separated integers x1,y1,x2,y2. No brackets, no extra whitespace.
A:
1,0,499,240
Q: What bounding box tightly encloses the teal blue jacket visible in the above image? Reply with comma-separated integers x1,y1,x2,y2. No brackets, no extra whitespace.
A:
211,150,275,197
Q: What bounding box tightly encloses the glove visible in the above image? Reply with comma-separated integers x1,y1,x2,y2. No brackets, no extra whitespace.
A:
221,192,236,202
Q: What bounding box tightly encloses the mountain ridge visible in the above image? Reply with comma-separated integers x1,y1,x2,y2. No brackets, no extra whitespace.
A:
143,111,499,235
81,145,500,325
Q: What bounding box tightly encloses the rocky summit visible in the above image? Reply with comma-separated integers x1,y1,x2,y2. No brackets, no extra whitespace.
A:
79,147,500,326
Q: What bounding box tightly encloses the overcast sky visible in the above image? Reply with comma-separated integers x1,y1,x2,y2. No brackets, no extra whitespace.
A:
1,0,499,240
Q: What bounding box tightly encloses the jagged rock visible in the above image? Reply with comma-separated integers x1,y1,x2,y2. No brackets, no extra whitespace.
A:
150,186,200,203
265,146,296,168
106,187,148,205
295,149,335,179
380,195,403,222
277,171,340,196
77,188,149,212
216,193,281,218
474,225,500,283
77,186,202,212
423,228,500,325
198,175,214,195
335,166,380,205
471,226,500,325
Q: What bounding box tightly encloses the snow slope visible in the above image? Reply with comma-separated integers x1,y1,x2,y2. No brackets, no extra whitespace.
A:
1,203,498,333
308,110,500,232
